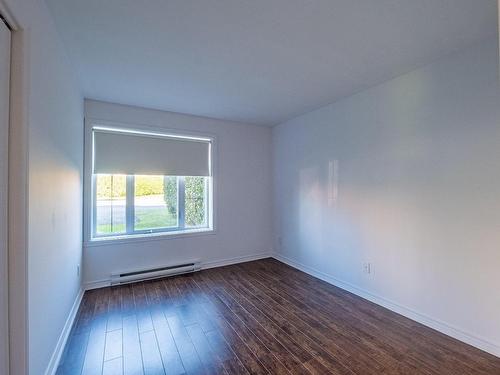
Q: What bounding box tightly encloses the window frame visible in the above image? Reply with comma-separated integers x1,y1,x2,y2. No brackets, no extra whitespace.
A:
92,175,211,239
84,119,216,246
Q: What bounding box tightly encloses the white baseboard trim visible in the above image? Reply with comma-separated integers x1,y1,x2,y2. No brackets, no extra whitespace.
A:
84,278,111,291
273,253,500,358
201,252,271,270
84,252,272,291
44,288,84,375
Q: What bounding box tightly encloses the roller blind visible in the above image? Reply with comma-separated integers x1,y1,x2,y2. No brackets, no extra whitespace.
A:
93,129,211,176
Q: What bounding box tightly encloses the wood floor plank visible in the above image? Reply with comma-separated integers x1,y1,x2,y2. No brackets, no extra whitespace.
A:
81,287,109,375
221,269,363,375
199,269,354,375
58,259,500,375
185,277,269,374
197,271,315,375
121,284,136,317
107,286,123,332
186,323,227,374
176,274,217,333
72,289,99,335
234,264,420,374
204,329,249,375
149,307,185,374
256,265,435,361
123,314,144,375
154,278,179,318
105,329,123,361
56,332,90,375
240,263,430,374
224,270,358,375
262,259,500,374
187,276,291,375
132,282,154,333
103,357,123,375
139,329,165,375
204,311,270,375
244,261,488,375
179,279,251,374
166,314,205,374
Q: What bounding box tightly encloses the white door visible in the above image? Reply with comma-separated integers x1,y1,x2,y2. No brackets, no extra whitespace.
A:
0,17,10,375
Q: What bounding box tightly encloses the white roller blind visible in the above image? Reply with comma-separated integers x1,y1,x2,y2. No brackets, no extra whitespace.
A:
93,129,211,176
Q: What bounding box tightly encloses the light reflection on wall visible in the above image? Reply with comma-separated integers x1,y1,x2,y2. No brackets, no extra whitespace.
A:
298,165,323,264
328,159,339,207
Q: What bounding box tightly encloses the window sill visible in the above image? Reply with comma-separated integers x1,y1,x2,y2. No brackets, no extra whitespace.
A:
84,227,215,247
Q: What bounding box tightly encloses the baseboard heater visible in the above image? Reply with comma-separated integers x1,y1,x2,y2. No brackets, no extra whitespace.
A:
110,261,201,285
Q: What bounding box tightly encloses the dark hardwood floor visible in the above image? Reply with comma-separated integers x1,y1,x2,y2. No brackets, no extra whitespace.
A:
57,258,500,374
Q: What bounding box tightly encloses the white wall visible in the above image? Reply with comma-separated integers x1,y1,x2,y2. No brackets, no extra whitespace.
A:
273,39,500,356
84,100,273,286
2,0,84,374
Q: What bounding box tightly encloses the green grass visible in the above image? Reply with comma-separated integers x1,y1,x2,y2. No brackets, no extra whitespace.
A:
96,223,125,234
96,207,177,235
134,207,177,230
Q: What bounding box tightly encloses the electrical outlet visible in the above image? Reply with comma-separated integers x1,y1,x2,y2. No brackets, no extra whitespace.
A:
363,262,371,274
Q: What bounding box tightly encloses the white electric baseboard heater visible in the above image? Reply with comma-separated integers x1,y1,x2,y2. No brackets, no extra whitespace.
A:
110,261,201,285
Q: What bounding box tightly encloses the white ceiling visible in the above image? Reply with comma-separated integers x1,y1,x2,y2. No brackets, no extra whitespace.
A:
46,0,497,126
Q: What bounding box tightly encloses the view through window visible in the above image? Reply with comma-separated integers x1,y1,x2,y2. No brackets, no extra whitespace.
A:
94,174,209,237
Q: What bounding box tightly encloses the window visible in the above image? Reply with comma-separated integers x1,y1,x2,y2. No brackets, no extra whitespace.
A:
91,127,213,240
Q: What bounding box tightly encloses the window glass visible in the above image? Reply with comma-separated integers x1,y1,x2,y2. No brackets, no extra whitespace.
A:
95,174,127,235
185,176,207,228
134,175,178,231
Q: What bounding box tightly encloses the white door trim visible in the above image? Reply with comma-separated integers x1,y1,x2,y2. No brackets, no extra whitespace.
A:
0,16,10,375
0,2,26,375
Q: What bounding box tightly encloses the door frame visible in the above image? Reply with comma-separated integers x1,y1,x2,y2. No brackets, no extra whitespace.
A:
0,14,10,375
0,2,25,375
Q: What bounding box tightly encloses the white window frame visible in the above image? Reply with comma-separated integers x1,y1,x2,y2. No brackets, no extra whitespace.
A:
84,119,216,246
92,175,210,238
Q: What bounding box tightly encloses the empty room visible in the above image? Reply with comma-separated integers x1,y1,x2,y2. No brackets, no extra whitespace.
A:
1,0,500,374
